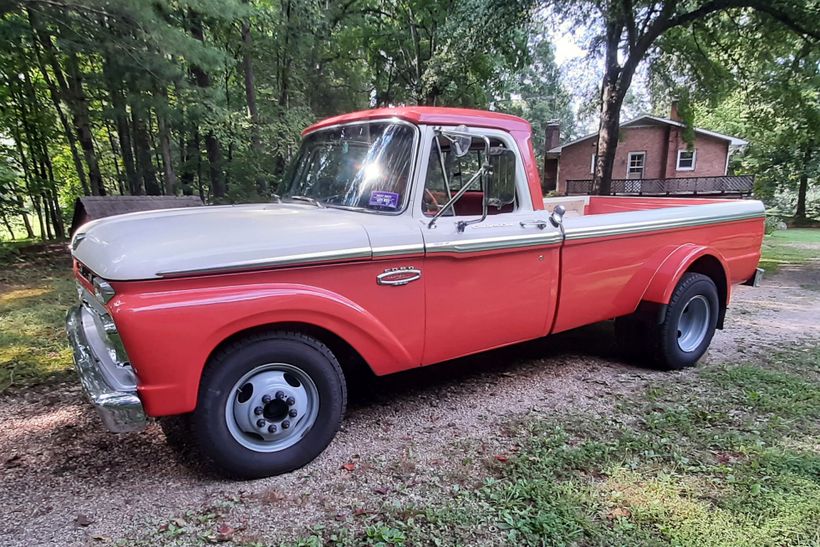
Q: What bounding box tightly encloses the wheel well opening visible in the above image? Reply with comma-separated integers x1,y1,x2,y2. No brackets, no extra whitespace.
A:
207,322,375,382
686,255,728,328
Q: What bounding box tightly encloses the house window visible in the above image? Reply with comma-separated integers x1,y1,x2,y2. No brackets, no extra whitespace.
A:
627,152,645,179
590,154,596,174
676,149,696,171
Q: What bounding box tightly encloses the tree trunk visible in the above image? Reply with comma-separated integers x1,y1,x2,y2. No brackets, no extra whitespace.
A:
16,194,35,239
156,88,178,195
1,212,15,240
180,128,200,196
241,6,265,195
103,117,126,194
794,142,812,220
188,9,226,199
64,50,105,195
130,100,160,195
591,14,643,196
8,111,37,239
103,56,140,195
278,0,292,110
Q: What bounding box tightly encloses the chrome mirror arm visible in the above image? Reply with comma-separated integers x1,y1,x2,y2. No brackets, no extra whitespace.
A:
427,134,492,231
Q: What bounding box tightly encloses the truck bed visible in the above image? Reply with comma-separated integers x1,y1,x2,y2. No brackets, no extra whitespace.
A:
543,195,765,334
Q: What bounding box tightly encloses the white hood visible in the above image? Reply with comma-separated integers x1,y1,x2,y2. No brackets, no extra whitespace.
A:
71,203,373,281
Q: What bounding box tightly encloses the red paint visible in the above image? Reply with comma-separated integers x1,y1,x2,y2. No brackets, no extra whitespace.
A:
80,111,764,418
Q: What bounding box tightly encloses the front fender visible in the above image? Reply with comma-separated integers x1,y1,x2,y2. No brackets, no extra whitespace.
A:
110,283,414,416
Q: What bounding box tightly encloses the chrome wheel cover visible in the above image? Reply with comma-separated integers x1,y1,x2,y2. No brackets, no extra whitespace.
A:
225,363,319,452
676,295,711,353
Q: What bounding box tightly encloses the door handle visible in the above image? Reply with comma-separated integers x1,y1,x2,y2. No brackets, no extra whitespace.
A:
519,220,548,230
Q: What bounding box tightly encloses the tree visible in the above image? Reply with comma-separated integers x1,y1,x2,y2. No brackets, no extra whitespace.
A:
652,11,819,220
550,0,820,195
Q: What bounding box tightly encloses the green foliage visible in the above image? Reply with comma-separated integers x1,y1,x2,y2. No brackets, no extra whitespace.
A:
652,8,820,218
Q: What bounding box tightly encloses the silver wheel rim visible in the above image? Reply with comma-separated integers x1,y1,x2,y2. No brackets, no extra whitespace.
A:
676,295,711,353
225,363,319,452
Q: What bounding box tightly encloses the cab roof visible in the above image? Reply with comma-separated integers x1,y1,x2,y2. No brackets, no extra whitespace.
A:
303,107,531,135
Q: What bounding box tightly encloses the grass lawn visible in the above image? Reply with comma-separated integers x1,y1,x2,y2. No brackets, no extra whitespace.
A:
287,347,819,547
758,228,820,273
0,242,75,391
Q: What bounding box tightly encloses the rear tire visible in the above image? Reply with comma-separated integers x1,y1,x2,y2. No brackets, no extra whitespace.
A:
192,331,346,479
647,272,719,370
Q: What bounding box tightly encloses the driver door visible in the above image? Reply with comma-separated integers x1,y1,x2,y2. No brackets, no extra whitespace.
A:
417,126,561,365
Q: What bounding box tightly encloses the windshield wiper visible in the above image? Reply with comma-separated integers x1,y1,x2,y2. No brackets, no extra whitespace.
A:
285,195,324,208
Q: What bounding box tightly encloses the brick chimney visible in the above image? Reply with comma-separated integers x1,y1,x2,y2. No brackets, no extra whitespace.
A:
545,122,560,151
669,100,681,121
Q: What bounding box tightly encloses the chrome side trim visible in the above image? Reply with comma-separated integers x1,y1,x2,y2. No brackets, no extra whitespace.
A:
66,306,147,433
157,247,372,278
426,231,562,254
372,243,426,258
564,211,764,241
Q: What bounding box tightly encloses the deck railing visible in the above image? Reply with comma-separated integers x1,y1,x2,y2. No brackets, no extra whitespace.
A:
565,175,754,197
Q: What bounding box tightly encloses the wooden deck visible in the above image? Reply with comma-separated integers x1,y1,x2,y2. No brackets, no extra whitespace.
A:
565,175,754,197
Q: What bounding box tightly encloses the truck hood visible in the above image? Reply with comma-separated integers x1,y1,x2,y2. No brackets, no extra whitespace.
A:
71,203,373,281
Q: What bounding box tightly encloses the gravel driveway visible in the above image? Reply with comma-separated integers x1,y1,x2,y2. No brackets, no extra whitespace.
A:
1,262,818,546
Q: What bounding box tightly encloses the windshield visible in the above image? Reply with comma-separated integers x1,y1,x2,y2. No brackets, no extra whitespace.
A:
282,122,417,212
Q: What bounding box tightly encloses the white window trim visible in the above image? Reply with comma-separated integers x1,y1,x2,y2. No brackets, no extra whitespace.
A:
676,149,696,171
590,153,596,174
626,151,645,178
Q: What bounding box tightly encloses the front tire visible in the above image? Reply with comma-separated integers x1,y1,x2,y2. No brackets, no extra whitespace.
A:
192,331,346,479
648,272,719,370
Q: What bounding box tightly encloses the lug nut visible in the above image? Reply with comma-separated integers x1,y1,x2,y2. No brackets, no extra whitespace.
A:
253,406,263,415
256,419,266,428
275,391,285,400
267,424,277,433
288,409,297,418
286,396,295,406
262,394,272,404
281,420,290,429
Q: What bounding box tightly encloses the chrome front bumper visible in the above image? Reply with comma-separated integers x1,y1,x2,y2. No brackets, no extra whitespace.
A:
66,306,147,432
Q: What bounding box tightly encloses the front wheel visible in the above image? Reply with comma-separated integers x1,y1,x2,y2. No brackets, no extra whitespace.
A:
192,331,346,479
648,272,719,370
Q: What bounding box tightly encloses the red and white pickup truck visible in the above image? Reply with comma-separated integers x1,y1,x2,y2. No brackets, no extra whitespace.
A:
67,107,764,478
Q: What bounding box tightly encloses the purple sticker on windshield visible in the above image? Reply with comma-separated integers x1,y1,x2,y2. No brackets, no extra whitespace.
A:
369,191,400,209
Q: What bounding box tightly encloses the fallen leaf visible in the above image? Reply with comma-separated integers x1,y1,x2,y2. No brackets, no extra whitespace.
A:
215,523,234,542
353,508,368,517
494,455,509,463
373,486,390,495
341,462,356,472
75,514,93,527
607,507,631,520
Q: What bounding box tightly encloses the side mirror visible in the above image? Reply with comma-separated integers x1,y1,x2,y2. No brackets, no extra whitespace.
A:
487,147,516,208
549,204,566,227
440,125,472,157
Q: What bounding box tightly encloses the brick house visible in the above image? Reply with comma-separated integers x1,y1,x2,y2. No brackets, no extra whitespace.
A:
543,105,748,195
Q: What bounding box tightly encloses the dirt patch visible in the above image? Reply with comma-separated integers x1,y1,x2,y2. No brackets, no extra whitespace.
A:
0,264,818,546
